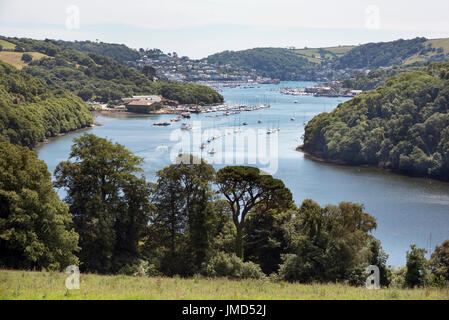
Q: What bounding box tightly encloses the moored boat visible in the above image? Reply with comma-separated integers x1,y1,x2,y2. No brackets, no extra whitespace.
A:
154,122,171,126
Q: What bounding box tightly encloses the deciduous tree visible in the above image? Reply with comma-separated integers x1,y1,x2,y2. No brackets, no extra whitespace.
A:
54,134,152,274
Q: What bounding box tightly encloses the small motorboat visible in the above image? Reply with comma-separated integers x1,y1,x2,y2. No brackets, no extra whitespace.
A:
258,120,262,124
200,144,206,150
242,122,248,126
180,123,192,130
171,116,183,122
154,122,171,126
294,100,298,104
291,117,296,121
208,148,216,155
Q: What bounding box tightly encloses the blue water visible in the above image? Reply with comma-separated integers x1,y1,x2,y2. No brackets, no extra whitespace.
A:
36,81,449,266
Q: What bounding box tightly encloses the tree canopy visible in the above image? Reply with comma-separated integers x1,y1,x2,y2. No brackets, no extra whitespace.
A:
54,134,152,274
57,40,140,63
303,61,449,181
278,200,378,283
0,60,93,148
0,142,79,270
216,166,294,259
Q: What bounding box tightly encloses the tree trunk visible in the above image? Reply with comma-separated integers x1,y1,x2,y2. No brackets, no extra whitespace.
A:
235,226,244,259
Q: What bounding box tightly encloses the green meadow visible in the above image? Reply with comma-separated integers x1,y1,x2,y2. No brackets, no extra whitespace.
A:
1,270,448,300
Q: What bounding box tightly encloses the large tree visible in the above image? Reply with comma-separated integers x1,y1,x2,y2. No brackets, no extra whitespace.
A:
54,134,152,274
244,207,293,274
404,245,428,288
0,142,79,270
216,166,293,259
148,155,216,276
430,240,449,282
279,200,378,283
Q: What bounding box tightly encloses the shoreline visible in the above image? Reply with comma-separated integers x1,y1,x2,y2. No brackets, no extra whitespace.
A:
33,122,103,151
296,145,448,183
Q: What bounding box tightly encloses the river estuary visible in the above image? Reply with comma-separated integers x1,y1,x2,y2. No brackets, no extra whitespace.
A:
36,81,449,266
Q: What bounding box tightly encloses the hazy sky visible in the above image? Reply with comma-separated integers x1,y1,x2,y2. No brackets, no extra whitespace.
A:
1,0,449,58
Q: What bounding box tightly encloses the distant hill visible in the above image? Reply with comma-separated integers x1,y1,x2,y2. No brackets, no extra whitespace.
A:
330,37,449,70
206,38,449,81
56,40,140,64
206,48,318,81
0,36,223,105
302,61,449,181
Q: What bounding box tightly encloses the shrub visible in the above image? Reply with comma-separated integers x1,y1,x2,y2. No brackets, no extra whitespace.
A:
202,252,265,280
119,259,160,277
21,53,33,63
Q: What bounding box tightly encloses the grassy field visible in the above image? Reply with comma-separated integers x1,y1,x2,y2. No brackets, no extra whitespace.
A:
0,39,16,50
295,46,356,64
0,51,49,69
1,270,448,300
427,38,449,53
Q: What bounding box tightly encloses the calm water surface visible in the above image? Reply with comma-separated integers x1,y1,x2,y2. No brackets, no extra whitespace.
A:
37,81,449,266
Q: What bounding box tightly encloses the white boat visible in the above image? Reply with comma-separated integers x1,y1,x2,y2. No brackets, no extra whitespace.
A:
208,148,216,155
200,144,206,150
258,120,262,124
171,116,182,122
294,100,298,104
291,117,296,121
180,123,192,130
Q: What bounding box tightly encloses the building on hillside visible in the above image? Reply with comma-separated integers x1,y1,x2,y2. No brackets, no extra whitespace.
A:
123,95,162,103
126,100,163,114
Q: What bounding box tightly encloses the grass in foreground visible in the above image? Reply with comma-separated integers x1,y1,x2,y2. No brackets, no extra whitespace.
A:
1,270,448,300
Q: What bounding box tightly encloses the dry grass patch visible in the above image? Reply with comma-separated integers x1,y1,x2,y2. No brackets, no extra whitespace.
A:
0,51,50,69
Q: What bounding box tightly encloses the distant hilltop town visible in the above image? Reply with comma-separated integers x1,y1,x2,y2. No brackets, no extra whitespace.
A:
128,49,280,84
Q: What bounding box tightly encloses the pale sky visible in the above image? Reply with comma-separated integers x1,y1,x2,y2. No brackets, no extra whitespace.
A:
1,0,449,58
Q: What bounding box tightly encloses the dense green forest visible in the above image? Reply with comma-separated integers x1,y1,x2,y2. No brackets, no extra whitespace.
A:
303,61,449,181
1,37,223,105
206,48,318,80
0,61,92,148
332,38,428,69
57,40,140,63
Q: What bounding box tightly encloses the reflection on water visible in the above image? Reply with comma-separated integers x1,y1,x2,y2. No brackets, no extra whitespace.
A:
36,81,449,266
